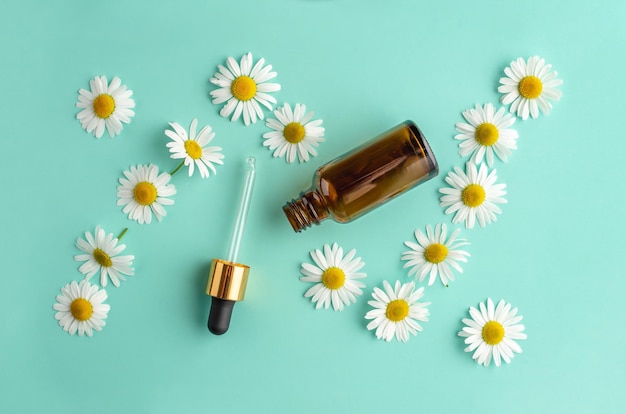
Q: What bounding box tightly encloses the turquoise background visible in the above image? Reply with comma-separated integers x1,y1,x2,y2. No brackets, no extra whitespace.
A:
1,0,625,412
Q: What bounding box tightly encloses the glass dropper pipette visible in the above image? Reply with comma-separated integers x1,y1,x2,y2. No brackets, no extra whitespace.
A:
205,157,256,335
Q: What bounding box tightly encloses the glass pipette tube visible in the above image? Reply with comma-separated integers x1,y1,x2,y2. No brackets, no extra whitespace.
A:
227,156,256,263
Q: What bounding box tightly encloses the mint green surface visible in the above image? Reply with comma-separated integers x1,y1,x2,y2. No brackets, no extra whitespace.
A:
1,1,625,413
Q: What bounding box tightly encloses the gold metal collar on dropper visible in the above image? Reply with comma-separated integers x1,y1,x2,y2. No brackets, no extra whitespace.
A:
206,259,249,302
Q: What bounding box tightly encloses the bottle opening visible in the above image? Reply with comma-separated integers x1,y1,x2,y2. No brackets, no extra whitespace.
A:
283,190,331,232
283,198,315,232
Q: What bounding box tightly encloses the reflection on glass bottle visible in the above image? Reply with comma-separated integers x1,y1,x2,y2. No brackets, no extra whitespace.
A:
283,121,438,232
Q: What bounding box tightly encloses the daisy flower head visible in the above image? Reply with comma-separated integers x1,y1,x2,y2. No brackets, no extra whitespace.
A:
165,118,224,178
300,243,366,311
53,280,110,337
263,103,325,163
76,75,135,138
439,163,507,229
401,223,470,287
455,103,519,167
117,164,176,224
210,52,281,126
74,226,134,288
498,56,563,120
458,298,527,367
365,280,430,343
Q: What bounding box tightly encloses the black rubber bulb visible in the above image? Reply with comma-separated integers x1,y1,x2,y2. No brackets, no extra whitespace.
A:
208,297,235,335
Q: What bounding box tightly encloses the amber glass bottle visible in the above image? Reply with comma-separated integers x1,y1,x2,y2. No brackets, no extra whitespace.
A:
283,120,438,232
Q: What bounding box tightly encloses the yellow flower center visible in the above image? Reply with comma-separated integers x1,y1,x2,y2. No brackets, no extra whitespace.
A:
321,267,345,290
482,320,505,345
92,94,116,119
184,140,203,160
518,76,543,99
461,184,486,208
93,248,112,267
283,122,306,144
231,75,257,101
424,243,448,264
70,298,93,322
386,299,409,322
133,181,157,206
474,123,499,146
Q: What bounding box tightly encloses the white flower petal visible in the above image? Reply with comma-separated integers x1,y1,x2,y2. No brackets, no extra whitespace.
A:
364,280,429,343
300,243,366,311
53,280,110,337
458,299,526,367
498,57,562,119
262,103,324,163
210,54,281,125
75,75,135,138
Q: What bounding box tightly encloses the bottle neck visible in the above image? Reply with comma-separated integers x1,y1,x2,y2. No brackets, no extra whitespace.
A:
282,190,329,232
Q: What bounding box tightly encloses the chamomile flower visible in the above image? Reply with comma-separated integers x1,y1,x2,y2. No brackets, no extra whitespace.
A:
263,103,325,163
365,280,430,343
439,163,507,229
458,298,527,367
165,118,224,178
74,226,134,288
401,223,470,287
53,280,110,337
300,243,366,311
117,164,176,224
210,52,281,126
76,75,135,138
498,56,563,120
455,103,519,167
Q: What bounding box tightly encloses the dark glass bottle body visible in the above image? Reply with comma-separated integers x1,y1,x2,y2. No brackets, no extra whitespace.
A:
283,120,438,232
